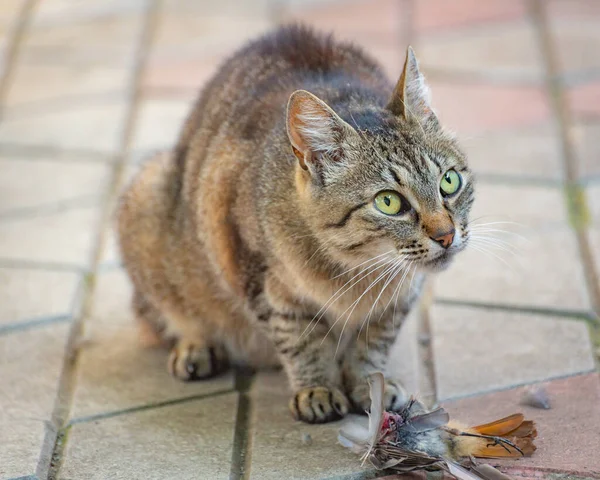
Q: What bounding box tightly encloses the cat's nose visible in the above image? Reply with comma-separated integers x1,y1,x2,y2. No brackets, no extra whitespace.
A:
431,228,455,249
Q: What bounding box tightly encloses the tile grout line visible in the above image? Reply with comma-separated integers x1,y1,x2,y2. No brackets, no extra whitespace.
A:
0,142,117,162
529,0,600,323
0,0,38,121
439,369,598,404
0,195,103,222
35,1,163,478
434,297,595,323
0,314,71,336
67,388,235,427
403,0,440,408
322,471,391,480
0,258,86,273
229,368,256,480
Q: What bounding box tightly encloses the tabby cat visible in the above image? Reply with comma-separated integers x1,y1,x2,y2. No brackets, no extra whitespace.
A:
117,25,473,424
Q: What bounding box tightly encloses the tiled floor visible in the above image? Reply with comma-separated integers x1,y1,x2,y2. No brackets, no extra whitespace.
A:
0,0,599,479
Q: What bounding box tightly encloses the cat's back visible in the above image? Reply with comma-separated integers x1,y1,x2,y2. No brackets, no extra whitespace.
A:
176,25,390,152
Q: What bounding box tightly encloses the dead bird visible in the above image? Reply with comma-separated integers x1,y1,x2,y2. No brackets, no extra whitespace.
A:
338,373,537,479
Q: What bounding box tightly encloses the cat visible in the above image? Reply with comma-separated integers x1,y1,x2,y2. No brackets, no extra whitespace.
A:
116,25,474,424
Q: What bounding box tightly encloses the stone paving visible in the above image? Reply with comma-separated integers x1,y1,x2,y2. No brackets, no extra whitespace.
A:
1,0,599,479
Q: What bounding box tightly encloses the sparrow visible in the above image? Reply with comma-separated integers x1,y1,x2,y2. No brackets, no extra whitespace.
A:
338,372,537,480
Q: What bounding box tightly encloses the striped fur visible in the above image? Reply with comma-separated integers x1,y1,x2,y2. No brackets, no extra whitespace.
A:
116,25,473,423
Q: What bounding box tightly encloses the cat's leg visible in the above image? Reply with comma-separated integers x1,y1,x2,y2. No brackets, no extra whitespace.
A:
266,312,350,424
168,338,229,381
133,292,229,381
132,290,171,348
342,313,409,413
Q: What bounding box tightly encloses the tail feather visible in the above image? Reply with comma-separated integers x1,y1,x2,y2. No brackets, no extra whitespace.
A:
458,413,537,459
470,414,524,436
472,436,537,458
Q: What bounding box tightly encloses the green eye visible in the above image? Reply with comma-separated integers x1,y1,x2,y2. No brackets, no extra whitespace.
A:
440,169,462,196
374,191,406,215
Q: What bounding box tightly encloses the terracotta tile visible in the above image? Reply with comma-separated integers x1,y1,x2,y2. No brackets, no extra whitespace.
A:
0,268,79,326
69,268,234,419
21,14,143,68
443,373,600,474
460,122,562,179
31,0,146,27
284,0,402,37
143,56,220,91
431,305,595,400
162,0,271,17
152,13,271,61
0,0,24,25
547,0,600,21
434,184,590,310
589,230,600,294
250,371,371,479
572,121,600,178
0,207,102,267
588,184,600,225
4,62,129,107
0,324,69,478
0,101,129,153
62,393,238,479
0,156,110,214
130,96,194,154
430,82,551,135
549,17,600,74
415,0,526,33
567,82,600,118
282,0,404,80
416,21,542,81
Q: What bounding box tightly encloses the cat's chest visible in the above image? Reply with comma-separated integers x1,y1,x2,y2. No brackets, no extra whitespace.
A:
309,268,423,331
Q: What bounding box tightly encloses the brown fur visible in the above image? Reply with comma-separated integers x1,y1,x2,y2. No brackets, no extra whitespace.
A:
117,25,473,423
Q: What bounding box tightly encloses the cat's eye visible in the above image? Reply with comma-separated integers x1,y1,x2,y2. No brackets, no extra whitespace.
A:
374,191,409,216
440,169,462,196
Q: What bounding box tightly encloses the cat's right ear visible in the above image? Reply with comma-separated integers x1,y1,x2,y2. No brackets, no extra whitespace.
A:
286,90,357,172
387,47,437,126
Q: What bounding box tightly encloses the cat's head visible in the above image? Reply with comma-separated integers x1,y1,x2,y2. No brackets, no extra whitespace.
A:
286,47,473,273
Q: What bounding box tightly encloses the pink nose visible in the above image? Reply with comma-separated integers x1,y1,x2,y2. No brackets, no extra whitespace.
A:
432,229,455,249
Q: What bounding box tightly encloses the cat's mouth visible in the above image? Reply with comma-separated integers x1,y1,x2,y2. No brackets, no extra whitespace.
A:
421,251,455,271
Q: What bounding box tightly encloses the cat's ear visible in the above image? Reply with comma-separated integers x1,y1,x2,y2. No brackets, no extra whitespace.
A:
387,47,437,126
286,90,358,172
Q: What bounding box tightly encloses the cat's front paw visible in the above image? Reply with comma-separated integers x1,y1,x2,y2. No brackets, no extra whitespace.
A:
289,386,350,424
349,378,409,413
168,341,228,381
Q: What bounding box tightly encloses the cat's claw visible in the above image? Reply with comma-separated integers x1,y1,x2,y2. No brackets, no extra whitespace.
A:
168,342,228,381
350,378,409,413
290,386,350,423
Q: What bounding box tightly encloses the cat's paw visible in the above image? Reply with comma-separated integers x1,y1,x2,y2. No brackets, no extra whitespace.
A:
289,386,350,424
349,378,409,413
168,341,228,381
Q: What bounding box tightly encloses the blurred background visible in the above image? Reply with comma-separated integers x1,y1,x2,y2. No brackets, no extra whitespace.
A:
1,0,599,479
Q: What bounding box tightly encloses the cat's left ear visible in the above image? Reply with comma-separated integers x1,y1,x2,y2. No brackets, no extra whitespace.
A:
286,89,358,172
387,47,438,126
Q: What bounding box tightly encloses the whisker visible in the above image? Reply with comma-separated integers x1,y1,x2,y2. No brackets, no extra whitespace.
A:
331,259,406,357
467,219,526,229
330,259,404,342
468,244,518,273
356,259,409,342
469,237,520,256
468,226,529,239
331,249,395,279
364,261,407,326
377,260,415,325
300,256,395,341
